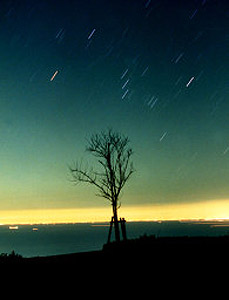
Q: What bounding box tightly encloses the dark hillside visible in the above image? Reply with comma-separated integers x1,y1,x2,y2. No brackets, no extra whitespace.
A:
2,235,229,269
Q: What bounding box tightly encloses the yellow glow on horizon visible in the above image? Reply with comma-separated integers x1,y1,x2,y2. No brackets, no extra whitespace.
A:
121,199,229,221
0,199,229,225
0,207,112,225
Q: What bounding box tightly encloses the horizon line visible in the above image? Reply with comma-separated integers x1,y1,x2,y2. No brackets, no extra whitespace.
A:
1,199,229,225
2,217,229,226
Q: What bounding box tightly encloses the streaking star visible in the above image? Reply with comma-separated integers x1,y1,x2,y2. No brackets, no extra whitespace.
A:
50,70,59,81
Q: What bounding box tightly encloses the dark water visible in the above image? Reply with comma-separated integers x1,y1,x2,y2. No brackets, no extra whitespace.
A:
1,221,229,257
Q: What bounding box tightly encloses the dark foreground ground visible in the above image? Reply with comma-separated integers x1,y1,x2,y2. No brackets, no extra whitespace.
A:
3,235,226,291
2,235,229,268
3,235,229,290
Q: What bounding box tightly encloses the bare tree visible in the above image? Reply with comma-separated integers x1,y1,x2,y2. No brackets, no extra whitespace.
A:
69,129,134,242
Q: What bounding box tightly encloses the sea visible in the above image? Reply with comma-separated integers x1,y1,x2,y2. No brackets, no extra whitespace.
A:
1,220,229,257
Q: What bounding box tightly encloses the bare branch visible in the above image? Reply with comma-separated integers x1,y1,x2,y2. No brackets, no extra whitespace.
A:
69,164,112,201
69,128,134,209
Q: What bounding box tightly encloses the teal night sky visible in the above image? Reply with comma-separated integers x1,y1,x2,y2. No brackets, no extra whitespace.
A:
0,0,229,212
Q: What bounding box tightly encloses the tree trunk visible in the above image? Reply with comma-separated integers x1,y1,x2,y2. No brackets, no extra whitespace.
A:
113,203,120,243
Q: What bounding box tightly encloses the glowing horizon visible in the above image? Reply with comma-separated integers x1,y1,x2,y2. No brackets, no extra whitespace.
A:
1,199,229,225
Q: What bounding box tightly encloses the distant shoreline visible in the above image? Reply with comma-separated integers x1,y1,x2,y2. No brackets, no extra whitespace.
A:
2,218,229,226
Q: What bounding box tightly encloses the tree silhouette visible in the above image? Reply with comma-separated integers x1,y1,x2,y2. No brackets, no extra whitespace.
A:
69,129,134,242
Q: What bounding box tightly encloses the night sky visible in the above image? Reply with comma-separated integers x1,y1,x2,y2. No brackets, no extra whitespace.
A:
0,0,229,222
